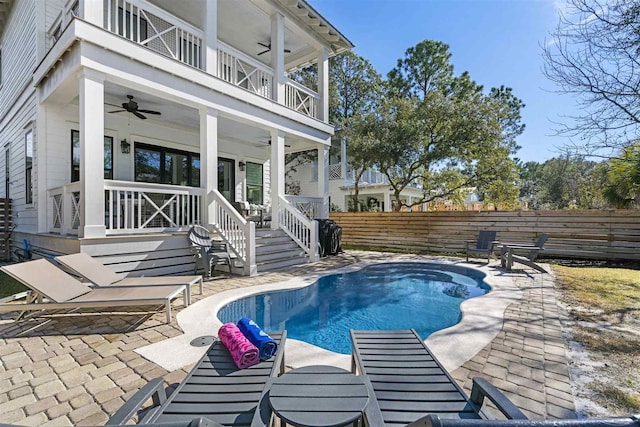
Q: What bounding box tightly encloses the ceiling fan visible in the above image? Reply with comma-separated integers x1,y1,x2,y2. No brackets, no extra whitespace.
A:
107,95,161,120
257,42,291,56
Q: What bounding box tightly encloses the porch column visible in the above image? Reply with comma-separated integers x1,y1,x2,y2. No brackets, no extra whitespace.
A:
270,129,285,229
271,13,285,103
36,103,48,233
383,191,391,213
341,138,347,181
78,0,103,26
203,0,218,76
78,69,106,238
317,143,330,219
200,108,218,225
317,48,330,122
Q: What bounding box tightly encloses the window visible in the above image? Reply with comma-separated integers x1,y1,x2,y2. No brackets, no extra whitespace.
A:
134,143,199,186
71,130,114,182
0,47,2,86
25,130,33,204
5,147,10,199
246,162,263,204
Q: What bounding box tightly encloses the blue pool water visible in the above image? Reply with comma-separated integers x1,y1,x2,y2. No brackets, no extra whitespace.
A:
218,262,491,354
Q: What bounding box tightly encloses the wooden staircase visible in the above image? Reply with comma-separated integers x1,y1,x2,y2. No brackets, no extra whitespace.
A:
255,228,308,273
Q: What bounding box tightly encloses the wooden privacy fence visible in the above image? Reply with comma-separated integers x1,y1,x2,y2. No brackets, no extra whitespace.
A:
329,210,640,261
0,198,11,261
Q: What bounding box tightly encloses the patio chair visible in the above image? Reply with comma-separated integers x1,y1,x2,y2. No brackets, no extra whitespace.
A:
107,331,287,427
500,233,550,274
465,230,498,263
188,225,232,279
55,252,203,297
0,259,189,323
350,329,527,425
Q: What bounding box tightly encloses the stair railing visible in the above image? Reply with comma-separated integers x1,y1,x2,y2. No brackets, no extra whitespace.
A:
278,195,319,262
210,190,256,276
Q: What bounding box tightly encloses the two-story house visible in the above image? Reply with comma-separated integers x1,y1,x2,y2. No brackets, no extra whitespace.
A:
0,0,352,275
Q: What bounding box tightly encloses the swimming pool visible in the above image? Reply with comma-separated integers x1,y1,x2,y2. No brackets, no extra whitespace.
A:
218,262,491,354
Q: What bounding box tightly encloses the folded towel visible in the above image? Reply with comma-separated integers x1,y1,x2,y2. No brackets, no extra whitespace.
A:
237,317,278,360
218,323,260,369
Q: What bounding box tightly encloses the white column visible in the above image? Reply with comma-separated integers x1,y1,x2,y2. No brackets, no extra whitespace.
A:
317,48,330,122
203,0,218,76
271,13,285,103
383,191,391,213
36,103,48,233
341,138,347,181
270,129,285,228
78,69,106,238
317,143,330,219
79,0,103,26
200,108,218,225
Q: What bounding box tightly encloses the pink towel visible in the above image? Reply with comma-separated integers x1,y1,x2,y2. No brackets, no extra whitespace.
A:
218,323,260,369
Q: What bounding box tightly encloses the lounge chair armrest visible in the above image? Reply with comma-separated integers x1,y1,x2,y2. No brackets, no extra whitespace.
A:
470,377,527,420
106,378,167,425
250,378,275,427
361,375,385,427
505,245,543,252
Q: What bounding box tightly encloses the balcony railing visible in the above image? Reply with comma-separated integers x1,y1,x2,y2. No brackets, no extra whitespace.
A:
285,79,319,119
104,0,204,69
217,41,274,99
285,196,325,220
48,181,204,235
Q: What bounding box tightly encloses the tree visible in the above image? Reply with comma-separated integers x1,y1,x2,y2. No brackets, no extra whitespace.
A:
543,0,640,156
364,40,523,211
602,142,640,208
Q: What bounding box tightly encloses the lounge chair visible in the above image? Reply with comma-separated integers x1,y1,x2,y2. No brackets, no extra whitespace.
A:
500,234,550,273
465,230,498,263
108,331,287,426
410,415,640,427
0,259,189,323
55,252,203,298
350,329,527,425
188,225,232,278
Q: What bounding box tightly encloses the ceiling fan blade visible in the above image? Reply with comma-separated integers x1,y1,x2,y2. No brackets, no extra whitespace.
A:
257,42,270,48
105,102,122,108
285,48,291,53
133,111,147,120
108,109,126,114
257,49,270,55
138,109,161,115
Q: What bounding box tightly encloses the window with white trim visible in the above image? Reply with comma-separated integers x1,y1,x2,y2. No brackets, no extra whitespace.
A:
25,130,33,204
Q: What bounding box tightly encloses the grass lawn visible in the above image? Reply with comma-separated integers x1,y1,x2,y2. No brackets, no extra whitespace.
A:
553,264,640,414
0,270,27,299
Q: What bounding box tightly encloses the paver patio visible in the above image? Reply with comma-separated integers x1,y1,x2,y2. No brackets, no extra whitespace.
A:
0,251,576,426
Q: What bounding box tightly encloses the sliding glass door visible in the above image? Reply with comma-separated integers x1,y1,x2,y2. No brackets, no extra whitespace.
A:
218,157,235,202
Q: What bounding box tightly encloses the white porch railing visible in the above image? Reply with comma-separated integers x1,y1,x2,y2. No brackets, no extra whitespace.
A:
48,182,82,236
279,196,319,262
210,190,256,276
345,167,389,186
217,41,274,100
285,79,320,119
104,0,204,69
285,196,324,220
104,181,203,234
328,163,343,180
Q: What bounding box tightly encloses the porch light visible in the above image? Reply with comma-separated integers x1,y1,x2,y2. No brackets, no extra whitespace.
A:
121,139,131,154
238,161,246,171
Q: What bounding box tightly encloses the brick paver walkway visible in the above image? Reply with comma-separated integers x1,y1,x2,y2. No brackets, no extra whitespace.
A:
0,251,575,425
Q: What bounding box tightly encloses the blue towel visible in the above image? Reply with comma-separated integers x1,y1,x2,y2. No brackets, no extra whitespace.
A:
237,318,278,360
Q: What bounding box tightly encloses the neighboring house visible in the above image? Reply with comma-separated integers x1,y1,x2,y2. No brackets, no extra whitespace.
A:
290,140,426,212
0,0,352,275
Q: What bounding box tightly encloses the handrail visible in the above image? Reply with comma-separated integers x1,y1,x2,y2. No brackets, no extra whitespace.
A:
217,40,275,75
285,78,319,98
47,182,82,235
284,79,319,119
210,190,256,276
217,41,274,100
285,196,323,220
278,196,319,262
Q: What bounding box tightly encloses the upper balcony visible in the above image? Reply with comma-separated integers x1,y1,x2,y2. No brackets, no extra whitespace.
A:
45,0,352,122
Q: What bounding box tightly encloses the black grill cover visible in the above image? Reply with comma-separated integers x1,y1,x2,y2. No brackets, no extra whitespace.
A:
317,219,342,256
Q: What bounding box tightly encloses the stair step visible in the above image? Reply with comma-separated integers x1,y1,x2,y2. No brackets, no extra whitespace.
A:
255,235,294,245
257,256,308,272
256,248,306,262
256,242,300,254
255,229,288,238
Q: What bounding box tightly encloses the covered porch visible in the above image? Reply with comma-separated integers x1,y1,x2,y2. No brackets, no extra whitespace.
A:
38,79,331,275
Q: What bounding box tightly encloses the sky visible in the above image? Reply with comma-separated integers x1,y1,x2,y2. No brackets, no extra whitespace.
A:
308,0,578,163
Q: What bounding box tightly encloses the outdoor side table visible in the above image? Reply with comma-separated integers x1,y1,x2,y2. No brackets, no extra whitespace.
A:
268,365,370,427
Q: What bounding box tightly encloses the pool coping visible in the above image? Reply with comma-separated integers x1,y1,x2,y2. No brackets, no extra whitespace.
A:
135,257,521,372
